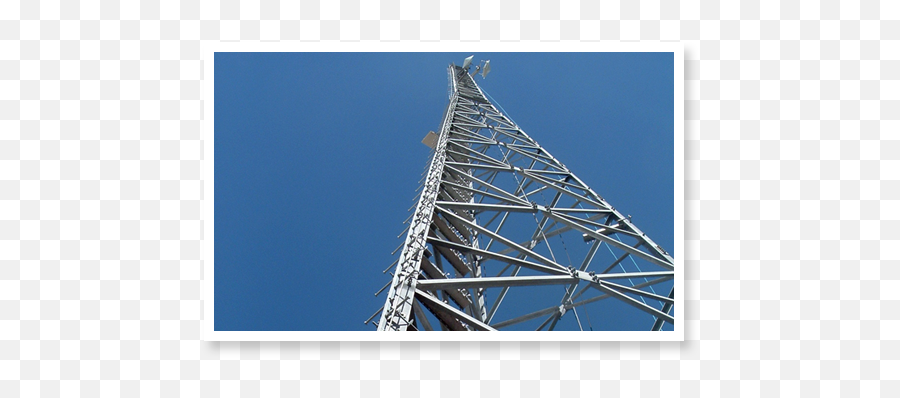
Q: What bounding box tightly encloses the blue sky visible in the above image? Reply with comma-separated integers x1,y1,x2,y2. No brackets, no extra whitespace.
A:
214,52,675,331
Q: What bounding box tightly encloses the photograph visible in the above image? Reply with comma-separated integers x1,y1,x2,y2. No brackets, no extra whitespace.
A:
208,48,681,339
7,1,892,395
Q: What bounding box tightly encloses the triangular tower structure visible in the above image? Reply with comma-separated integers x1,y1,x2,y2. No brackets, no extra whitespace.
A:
372,59,675,331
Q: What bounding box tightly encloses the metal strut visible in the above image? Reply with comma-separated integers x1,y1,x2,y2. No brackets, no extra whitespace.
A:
376,60,675,332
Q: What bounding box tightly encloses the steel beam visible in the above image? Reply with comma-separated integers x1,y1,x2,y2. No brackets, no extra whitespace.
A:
415,289,497,331
376,62,676,332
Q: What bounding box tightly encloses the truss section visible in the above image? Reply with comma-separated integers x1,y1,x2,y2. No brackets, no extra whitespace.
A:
375,64,675,331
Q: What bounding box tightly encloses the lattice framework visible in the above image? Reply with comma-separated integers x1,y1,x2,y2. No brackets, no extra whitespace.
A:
372,64,675,332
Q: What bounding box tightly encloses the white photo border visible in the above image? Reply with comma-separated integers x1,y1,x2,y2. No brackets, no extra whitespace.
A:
204,42,684,342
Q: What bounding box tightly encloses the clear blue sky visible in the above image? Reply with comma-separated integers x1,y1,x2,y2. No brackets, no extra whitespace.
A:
214,52,675,331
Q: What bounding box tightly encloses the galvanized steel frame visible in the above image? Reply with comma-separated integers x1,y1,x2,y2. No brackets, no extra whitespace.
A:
375,63,675,332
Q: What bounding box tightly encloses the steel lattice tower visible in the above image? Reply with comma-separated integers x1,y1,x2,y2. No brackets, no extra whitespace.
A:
371,60,675,332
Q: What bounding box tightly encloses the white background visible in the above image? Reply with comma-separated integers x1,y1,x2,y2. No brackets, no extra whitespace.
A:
3,0,894,396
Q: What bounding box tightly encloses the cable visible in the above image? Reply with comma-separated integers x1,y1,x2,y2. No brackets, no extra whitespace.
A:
571,305,584,331
613,233,659,296
482,87,519,128
583,300,594,331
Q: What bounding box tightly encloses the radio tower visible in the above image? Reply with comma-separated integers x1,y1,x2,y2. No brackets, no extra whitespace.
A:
370,57,675,331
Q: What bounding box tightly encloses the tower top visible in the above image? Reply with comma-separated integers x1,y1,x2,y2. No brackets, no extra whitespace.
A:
459,55,491,79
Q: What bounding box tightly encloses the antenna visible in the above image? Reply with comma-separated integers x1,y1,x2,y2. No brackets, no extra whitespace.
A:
461,55,491,79
462,55,474,70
